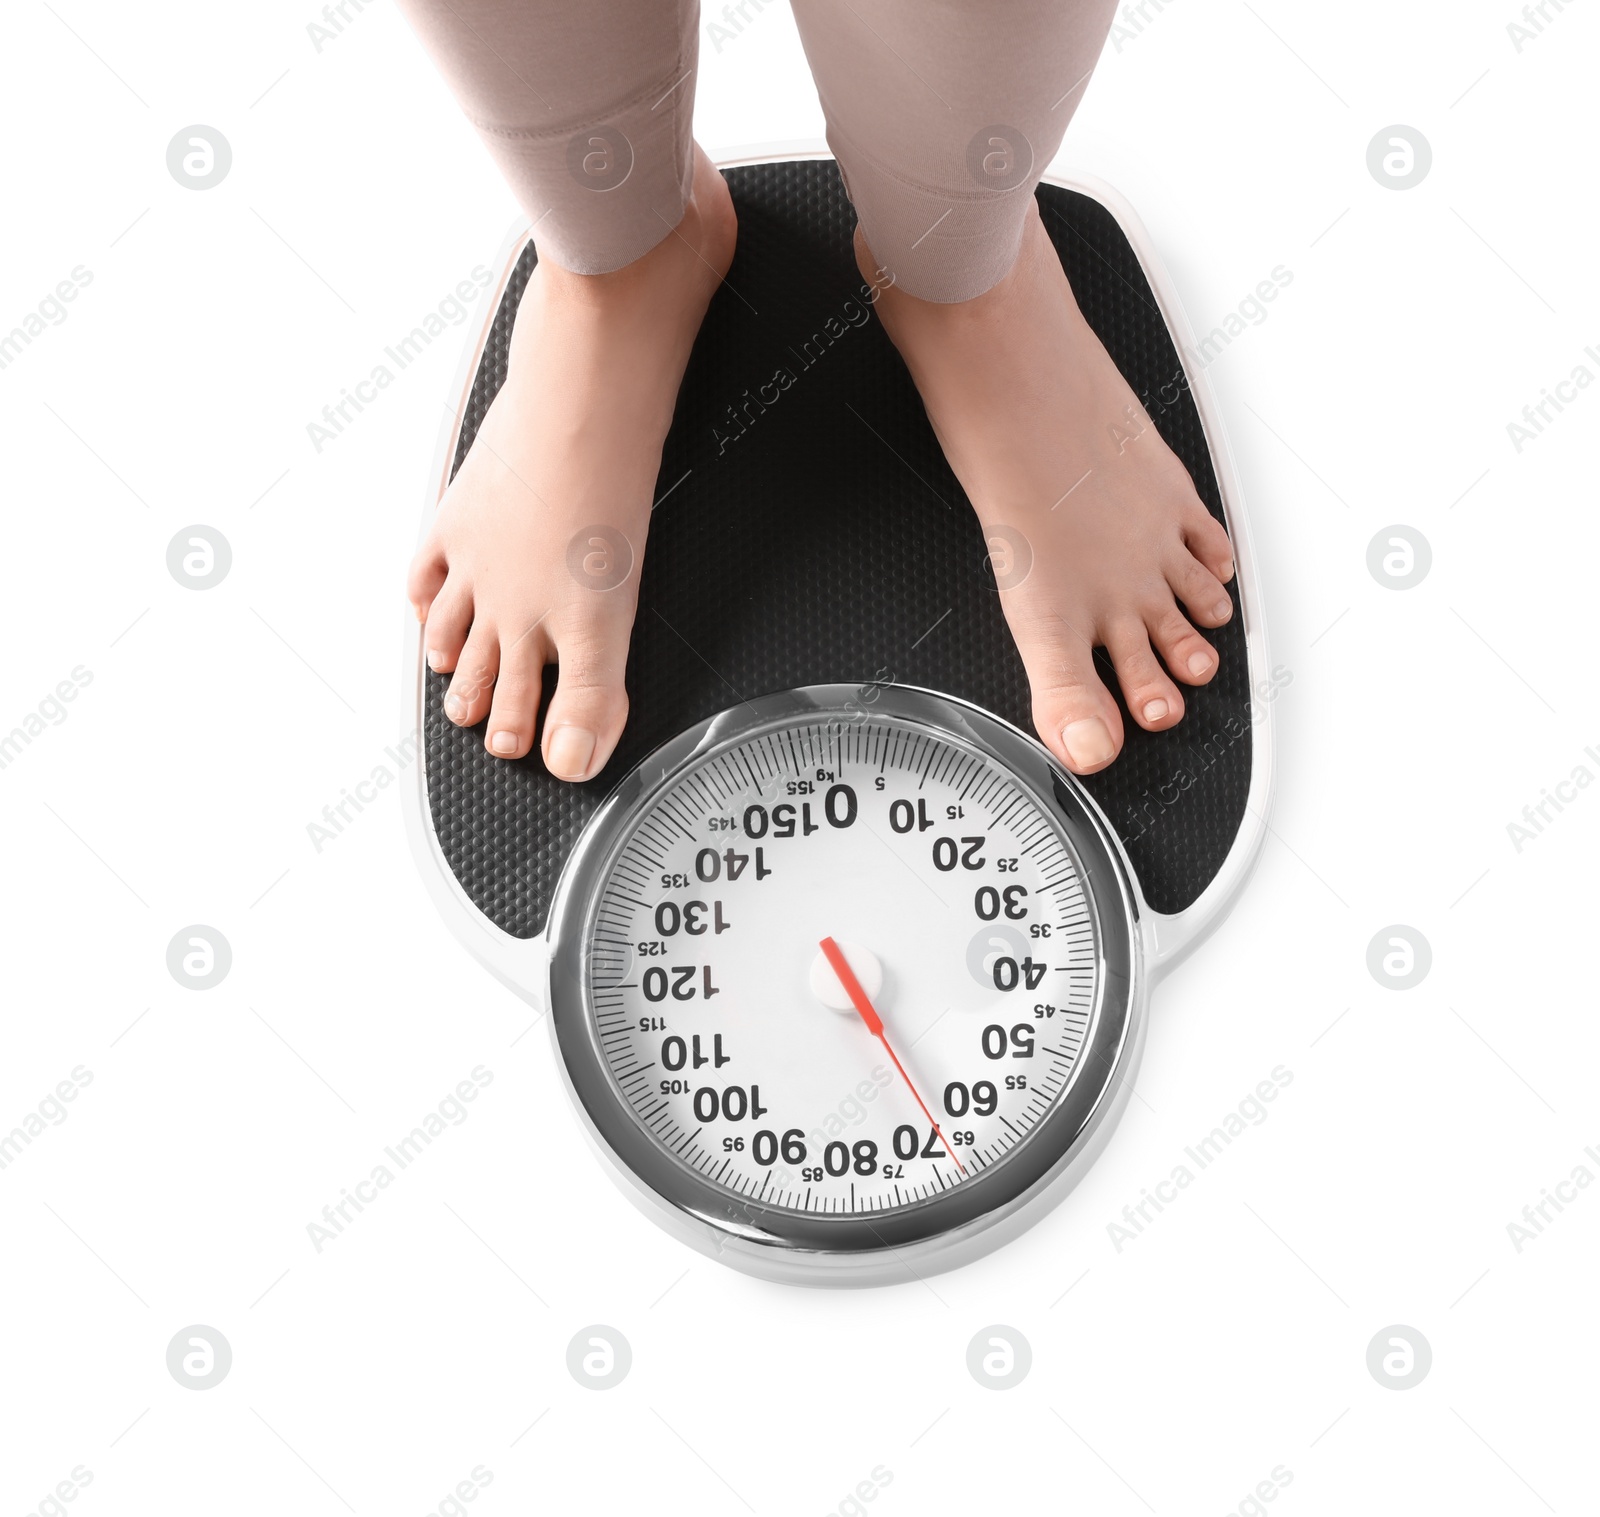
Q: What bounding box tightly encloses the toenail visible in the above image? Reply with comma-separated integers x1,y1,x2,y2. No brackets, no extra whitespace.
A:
547,725,597,780
1222,559,1235,581
1212,600,1232,621
1187,652,1212,677
1142,699,1168,723
1062,717,1115,771
489,730,519,756
445,693,466,723
427,648,449,672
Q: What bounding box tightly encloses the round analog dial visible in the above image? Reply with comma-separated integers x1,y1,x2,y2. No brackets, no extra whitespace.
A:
577,709,1103,1217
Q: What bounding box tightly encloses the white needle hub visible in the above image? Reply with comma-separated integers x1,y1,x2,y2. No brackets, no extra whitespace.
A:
810,939,882,1013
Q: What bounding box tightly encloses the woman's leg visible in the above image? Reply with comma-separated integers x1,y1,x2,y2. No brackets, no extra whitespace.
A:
398,0,736,779
793,0,1237,775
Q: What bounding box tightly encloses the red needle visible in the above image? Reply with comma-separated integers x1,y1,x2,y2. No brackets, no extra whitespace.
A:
818,936,965,1174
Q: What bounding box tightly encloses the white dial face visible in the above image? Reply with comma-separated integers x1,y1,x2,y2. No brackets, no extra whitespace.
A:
584,716,1102,1217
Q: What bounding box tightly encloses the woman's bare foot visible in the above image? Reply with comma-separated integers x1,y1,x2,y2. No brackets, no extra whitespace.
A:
859,206,1237,776
409,147,737,779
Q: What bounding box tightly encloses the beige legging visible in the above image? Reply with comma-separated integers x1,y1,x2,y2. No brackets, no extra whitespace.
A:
396,0,1119,303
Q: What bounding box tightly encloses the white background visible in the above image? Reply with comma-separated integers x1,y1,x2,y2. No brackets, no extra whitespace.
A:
2,1,1597,1513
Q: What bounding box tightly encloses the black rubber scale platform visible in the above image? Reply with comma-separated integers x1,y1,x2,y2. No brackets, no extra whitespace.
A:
425,160,1251,938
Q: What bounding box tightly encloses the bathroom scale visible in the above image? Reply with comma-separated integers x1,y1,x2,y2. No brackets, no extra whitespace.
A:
402,149,1274,1286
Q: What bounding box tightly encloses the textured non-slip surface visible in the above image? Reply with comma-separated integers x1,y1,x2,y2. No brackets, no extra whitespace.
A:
425,160,1252,938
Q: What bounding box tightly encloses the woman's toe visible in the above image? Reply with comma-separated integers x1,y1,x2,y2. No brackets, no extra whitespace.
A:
484,626,545,760
540,619,632,782
1148,600,1219,686
444,621,499,727
1008,612,1125,775
423,577,473,676
1107,618,1185,730
407,538,449,624
1182,503,1235,585
1166,546,1234,629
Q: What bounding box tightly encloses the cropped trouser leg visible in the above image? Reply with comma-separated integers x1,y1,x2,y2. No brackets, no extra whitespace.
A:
394,0,701,275
790,0,1120,300
396,0,1118,299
